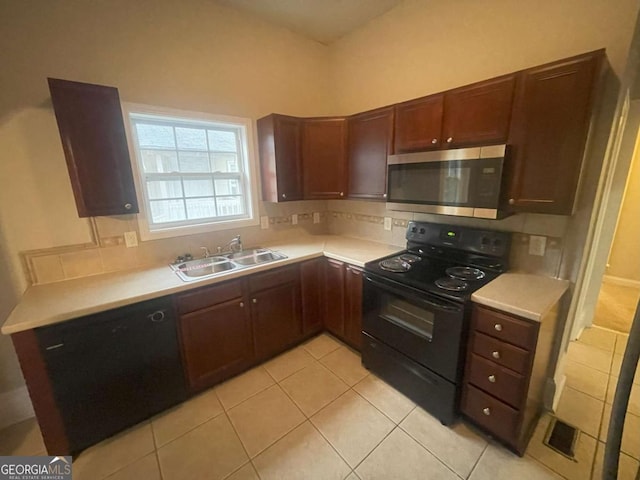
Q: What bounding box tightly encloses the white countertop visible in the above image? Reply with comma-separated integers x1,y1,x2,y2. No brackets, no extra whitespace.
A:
471,272,570,322
1,235,402,335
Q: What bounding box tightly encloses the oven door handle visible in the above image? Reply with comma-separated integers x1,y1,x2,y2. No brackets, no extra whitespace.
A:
365,275,463,313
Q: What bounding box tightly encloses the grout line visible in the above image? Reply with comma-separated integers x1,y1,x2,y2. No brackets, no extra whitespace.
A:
466,443,488,480
306,416,356,471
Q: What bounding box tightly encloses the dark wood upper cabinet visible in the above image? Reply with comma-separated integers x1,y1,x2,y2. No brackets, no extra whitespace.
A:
394,94,444,152
347,107,394,200
257,114,303,202
505,50,604,214
302,118,347,199
442,75,515,148
48,78,138,217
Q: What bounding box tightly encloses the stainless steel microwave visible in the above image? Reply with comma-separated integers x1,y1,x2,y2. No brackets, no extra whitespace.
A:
386,144,508,219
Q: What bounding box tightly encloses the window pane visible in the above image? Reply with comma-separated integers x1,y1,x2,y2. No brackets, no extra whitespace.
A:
146,179,183,199
140,150,179,173
176,127,207,150
179,151,210,172
214,178,241,195
136,123,175,148
184,178,214,197
216,196,244,216
208,130,237,152
186,198,216,219
210,152,239,173
149,199,185,223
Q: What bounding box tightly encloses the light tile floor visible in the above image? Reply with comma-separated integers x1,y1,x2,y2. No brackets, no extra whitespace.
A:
1,330,639,479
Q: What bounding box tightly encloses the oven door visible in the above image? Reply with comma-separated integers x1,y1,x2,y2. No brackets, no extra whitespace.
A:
362,272,467,383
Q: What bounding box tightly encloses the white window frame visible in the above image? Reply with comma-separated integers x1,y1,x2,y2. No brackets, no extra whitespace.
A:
122,103,260,241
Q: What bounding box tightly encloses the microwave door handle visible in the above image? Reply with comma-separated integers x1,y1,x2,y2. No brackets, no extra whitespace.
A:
365,275,462,313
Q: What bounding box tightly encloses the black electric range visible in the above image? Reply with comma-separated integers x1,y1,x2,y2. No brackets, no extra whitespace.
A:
361,221,511,425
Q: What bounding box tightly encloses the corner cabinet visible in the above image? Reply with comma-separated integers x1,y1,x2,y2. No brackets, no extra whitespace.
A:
347,107,395,200
504,50,605,214
302,118,348,199
48,78,139,217
257,114,303,202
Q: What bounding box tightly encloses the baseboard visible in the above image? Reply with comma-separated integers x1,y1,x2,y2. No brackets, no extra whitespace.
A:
603,275,640,289
552,375,567,412
0,386,34,430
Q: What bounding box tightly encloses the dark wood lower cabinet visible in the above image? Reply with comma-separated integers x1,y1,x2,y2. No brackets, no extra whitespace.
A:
300,258,325,335
344,265,364,349
323,258,346,338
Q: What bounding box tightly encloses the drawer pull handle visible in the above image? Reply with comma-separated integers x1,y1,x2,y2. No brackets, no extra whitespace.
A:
494,323,503,332
239,302,244,308
492,351,501,359
483,407,491,416
488,375,496,383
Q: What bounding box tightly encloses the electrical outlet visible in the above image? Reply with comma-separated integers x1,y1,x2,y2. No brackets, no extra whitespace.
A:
291,214,298,225
384,217,392,231
124,231,138,248
260,216,269,229
313,212,320,224
529,235,547,256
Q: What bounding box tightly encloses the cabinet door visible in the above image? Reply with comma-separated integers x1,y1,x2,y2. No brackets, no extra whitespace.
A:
48,78,138,217
442,75,515,148
180,298,253,391
251,282,302,360
300,258,325,335
344,265,363,350
505,51,603,214
302,118,347,199
348,107,394,200
257,114,303,202
323,259,346,337
394,94,444,152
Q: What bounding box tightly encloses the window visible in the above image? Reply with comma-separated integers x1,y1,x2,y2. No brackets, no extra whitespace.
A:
125,105,258,240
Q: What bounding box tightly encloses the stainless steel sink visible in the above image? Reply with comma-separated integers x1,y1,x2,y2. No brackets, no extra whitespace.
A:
224,248,288,266
170,249,287,282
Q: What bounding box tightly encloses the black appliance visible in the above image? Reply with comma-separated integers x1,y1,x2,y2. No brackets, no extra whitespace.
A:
37,296,187,454
362,221,510,425
386,144,509,219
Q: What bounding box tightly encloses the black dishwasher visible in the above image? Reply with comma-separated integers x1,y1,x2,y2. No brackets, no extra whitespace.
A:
36,296,187,454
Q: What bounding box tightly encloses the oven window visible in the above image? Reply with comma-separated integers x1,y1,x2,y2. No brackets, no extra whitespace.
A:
380,295,434,341
388,161,471,205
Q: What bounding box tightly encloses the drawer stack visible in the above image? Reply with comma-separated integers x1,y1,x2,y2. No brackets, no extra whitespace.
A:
461,304,541,455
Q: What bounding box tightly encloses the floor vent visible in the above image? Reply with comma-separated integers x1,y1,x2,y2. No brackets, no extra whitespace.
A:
543,417,579,460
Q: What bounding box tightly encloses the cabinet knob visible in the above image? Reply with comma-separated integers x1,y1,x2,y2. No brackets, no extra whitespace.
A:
494,323,503,332
483,407,491,416
239,302,244,308
340,192,344,197
383,193,387,198
282,193,287,199
446,137,453,143
492,351,501,359
431,138,437,144
488,375,496,383
252,298,257,304
508,198,515,205
124,203,132,210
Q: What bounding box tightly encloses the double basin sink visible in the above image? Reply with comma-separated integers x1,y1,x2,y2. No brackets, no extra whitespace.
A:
170,248,287,282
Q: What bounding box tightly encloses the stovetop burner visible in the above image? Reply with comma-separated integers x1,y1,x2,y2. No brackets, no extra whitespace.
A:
379,258,411,273
445,266,486,281
399,253,421,264
435,277,468,292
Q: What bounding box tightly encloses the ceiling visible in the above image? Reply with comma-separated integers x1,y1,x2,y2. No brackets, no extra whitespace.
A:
215,0,403,44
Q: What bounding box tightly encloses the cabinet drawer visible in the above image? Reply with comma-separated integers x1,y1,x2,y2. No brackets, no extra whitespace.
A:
248,265,298,292
473,306,536,349
467,353,526,408
462,383,519,445
176,280,244,314
471,332,531,375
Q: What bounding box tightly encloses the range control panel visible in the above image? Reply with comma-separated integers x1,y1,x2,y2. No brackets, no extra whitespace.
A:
405,221,511,257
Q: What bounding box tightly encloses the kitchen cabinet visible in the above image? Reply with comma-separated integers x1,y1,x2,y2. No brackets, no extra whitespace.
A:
504,50,605,214
176,280,253,391
347,107,395,200
323,258,363,350
48,78,139,217
302,118,348,199
461,304,559,455
300,258,325,335
249,265,303,360
394,94,444,152
257,114,303,202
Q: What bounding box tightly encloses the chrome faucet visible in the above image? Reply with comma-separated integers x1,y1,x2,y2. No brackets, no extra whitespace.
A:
200,246,211,258
228,235,243,253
